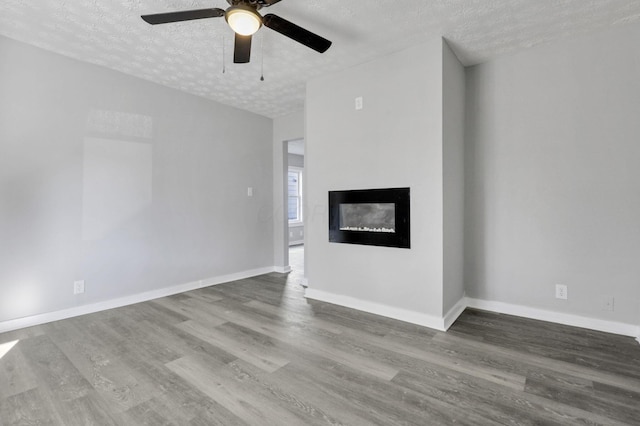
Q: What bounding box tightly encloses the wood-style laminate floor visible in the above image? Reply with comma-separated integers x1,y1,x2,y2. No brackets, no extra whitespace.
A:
1,267,639,424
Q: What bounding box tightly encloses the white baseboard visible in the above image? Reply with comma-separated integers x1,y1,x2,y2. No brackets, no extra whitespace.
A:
200,266,275,287
5,271,636,344
274,265,292,274
443,297,467,331
303,287,639,340
465,297,639,338
304,288,449,331
0,266,276,334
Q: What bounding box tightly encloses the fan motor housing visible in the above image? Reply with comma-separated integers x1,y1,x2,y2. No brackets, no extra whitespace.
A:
227,0,263,10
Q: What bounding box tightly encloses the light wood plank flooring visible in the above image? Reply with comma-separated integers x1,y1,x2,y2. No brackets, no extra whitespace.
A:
1,270,639,425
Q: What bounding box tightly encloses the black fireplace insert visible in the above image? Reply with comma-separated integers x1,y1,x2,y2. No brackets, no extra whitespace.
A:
329,187,410,248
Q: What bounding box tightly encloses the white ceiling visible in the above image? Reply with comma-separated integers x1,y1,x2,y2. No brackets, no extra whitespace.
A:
1,0,639,118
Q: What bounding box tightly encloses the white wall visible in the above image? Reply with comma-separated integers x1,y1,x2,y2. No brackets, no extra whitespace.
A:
442,41,466,314
0,36,273,324
305,38,449,325
465,23,640,327
272,112,304,270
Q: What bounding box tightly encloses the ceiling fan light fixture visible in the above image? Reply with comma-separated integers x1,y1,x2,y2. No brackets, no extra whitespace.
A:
226,6,262,36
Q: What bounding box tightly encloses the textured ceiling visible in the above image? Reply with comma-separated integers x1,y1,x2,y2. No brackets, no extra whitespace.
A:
1,0,640,118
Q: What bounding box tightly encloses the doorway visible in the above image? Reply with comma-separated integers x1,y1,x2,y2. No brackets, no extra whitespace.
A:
286,139,305,279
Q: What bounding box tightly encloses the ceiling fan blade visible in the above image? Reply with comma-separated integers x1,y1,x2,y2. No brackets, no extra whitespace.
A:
141,8,225,25
263,14,331,53
257,0,283,6
234,33,252,63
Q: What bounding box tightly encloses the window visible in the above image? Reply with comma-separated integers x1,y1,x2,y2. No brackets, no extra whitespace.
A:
288,167,303,223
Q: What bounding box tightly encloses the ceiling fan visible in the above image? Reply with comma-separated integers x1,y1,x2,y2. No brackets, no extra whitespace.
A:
141,0,332,64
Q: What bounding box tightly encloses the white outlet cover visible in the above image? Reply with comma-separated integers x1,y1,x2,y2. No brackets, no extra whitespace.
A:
555,284,568,300
74,280,85,294
355,97,363,110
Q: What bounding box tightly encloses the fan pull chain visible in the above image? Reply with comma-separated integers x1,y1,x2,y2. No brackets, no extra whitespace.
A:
222,36,226,74
260,35,265,81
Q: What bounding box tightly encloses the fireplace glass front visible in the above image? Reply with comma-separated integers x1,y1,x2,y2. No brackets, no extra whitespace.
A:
339,203,396,233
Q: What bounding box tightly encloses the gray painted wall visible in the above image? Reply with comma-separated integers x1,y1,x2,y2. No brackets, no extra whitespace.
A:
306,38,447,318
0,36,273,323
442,41,466,314
465,23,640,325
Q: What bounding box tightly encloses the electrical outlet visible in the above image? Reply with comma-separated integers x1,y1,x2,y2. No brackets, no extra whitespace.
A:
74,280,85,295
602,296,615,311
555,284,568,300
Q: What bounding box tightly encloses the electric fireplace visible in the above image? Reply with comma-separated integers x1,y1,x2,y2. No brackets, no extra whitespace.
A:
329,188,410,248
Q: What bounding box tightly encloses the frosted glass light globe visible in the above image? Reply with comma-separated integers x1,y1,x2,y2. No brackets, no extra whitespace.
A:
226,7,262,36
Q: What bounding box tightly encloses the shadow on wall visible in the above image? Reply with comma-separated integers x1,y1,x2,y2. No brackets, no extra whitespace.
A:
82,110,154,241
